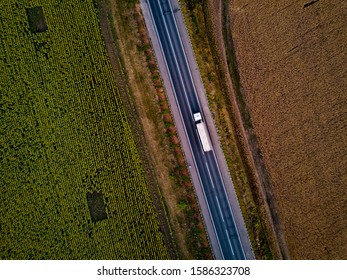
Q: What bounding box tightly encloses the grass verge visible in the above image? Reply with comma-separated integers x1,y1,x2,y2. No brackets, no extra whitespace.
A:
179,0,275,259
98,0,213,259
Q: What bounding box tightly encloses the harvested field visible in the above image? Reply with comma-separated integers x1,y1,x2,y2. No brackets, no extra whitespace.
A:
228,0,347,259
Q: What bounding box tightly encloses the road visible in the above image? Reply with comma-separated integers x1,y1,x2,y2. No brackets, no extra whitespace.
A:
143,0,253,259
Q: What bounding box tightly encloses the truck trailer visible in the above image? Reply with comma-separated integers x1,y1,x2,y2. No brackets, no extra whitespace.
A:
194,113,212,152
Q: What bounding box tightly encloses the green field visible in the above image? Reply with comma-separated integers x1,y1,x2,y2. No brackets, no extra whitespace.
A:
0,0,169,259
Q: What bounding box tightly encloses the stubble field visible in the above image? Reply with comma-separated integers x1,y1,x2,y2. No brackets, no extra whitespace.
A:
229,0,347,259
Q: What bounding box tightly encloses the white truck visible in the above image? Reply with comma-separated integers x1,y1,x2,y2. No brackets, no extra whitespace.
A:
194,112,212,152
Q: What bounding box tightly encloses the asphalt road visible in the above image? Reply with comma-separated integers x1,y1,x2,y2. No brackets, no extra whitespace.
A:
146,0,247,260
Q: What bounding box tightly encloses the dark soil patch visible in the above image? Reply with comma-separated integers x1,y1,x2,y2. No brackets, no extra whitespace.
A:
86,191,108,223
26,6,48,33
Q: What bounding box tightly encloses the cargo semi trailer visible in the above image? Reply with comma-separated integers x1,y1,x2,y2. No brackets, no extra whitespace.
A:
194,113,212,152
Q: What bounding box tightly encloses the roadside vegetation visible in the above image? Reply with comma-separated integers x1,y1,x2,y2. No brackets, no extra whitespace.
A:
98,0,212,259
0,0,169,259
179,0,276,259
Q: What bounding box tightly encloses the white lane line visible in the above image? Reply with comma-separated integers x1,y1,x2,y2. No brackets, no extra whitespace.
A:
205,162,215,189
168,0,247,259
167,0,203,111
216,196,225,223
160,0,244,259
157,0,193,117
225,230,235,256
210,150,246,258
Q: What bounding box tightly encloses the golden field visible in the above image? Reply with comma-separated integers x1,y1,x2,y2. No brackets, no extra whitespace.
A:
228,0,347,259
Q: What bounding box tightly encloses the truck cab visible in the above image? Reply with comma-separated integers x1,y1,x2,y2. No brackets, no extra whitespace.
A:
194,112,202,123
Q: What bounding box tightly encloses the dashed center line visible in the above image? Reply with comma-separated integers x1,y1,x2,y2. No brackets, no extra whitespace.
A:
205,162,215,189
226,230,235,256
216,196,225,222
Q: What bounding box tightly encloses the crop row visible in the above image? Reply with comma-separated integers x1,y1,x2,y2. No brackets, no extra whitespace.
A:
0,0,169,259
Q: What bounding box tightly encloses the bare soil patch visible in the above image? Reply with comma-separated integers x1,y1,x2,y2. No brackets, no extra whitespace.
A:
26,6,48,33
86,191,107,223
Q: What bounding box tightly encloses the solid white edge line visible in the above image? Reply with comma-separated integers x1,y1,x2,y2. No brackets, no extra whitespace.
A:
168,0,249,259
158,1,193,118
158,0,226,259
211,149,246,258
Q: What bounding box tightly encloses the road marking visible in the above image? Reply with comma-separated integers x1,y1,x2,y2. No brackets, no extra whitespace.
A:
216,196,224,222
225,230,235,256
167,0,203,110
157,0,193,116
205,162,215,189
145,0,225,260
167,0,248,259
207,150,247,259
